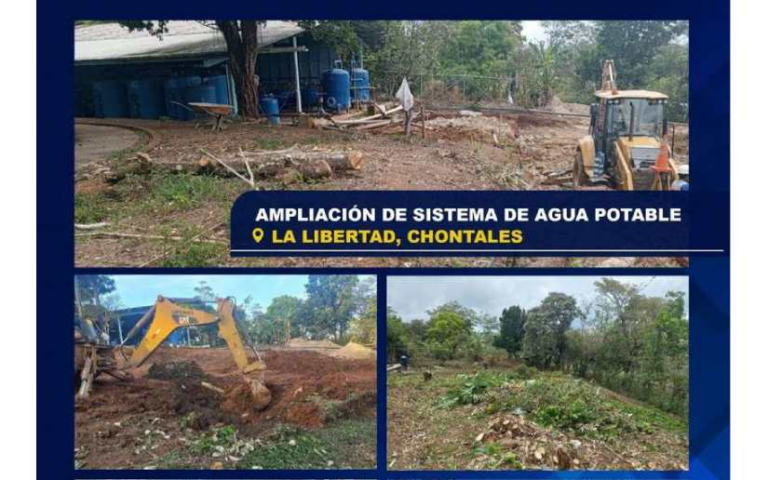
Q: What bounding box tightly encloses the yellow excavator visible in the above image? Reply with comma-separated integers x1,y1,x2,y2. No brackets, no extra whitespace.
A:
574,60,686,191
75,296,271,409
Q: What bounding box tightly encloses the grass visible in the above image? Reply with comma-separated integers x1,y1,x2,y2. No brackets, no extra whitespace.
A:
388,367,689,470
75,173,242,224
442,370,687,441
149,418,375,470
74,192,110,224
159,241,225,267
237,419,376,469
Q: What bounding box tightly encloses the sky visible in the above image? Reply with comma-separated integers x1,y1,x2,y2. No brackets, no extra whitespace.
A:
388,275,688,321
521,21,547,43
104,274,371,310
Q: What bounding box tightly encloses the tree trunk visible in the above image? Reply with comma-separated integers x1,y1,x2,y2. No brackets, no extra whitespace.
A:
216,21,260,118
84,150,364,184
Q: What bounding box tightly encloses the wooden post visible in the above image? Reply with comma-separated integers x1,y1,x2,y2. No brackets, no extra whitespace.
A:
404,110,413,136
421,104,426,139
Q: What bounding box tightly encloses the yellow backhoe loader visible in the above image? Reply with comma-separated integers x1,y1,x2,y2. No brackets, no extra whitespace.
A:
75,296,271,409
574,60,686,191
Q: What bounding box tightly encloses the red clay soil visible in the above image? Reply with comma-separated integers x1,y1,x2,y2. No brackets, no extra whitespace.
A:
75,347,376,468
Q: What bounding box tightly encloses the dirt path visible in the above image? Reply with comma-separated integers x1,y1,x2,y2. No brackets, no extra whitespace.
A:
72,115,685,268
75,124,140,169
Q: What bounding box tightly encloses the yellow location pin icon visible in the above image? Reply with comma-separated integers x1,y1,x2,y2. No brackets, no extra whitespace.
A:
252,227,265,243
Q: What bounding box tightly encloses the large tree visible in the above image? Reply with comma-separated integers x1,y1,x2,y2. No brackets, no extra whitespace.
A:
594,21,686,88
522,292,579,368
299,275,361,341
494,305,526,359
426,310,471,360
118,21,264,118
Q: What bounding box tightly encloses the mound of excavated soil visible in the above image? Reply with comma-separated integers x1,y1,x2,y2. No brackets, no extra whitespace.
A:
331,342,376,360
79,347,376,438
427,115,518,141
285,338,340,349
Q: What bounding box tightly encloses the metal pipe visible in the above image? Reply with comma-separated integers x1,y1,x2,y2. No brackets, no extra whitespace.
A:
292,36,302,114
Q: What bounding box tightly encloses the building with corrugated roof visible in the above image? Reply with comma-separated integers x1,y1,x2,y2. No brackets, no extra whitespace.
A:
74,21,339,117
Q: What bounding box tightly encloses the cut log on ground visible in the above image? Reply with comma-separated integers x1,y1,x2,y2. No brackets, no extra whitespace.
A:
79,149,364,184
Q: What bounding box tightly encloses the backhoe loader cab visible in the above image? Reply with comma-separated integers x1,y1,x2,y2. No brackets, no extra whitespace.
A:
575,89,680,190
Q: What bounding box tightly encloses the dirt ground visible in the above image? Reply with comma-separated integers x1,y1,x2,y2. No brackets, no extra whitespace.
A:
75,124,141,168
75,347,376,470
73,113,688,268
388,367,688,471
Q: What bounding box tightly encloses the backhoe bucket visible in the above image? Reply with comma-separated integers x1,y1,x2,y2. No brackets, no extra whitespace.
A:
246,373,271,410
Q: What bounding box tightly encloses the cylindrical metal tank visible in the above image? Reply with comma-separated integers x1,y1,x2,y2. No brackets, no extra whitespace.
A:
259,96,280,125
93,80,129,118
165,76,202,120
182,84,217,120
300,88,320,108
322,68,351,112
128,79,166,119
203,75,229,105
351,67,370,102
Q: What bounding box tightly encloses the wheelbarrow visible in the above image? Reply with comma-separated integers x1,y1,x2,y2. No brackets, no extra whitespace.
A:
186,102,235,131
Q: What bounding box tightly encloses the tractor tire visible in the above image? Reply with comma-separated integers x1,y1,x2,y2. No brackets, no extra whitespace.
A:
573,150,589,189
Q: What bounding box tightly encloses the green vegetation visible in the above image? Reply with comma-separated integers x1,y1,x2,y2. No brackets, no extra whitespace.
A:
388,277,689,417
307,20,688,121
74,192,109,224
438,370,687,440
75,173,241,223
159,241,225,267
237,420,376,469
243,275,376,345
388,366,687,470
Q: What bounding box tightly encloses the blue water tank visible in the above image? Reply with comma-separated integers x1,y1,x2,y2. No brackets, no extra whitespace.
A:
203,75,229,105
183,84,217,120
128,79,166,119
301,88,320,107
322,68,351,112
260,96,280,125
351,68,370,102
93,80,129,118
165,76,202,120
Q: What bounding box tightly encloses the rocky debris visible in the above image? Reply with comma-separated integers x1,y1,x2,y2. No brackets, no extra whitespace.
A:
469,414,581,469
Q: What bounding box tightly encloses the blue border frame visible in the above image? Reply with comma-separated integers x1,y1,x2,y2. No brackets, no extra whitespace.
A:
40,3,729,479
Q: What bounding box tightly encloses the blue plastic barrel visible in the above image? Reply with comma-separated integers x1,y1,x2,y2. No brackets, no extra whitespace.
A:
128,79,166,119
164,76,202,120
322,68,351,112
93,80,129,118
203,75,229,105
183,84,217,120
260,96,280,125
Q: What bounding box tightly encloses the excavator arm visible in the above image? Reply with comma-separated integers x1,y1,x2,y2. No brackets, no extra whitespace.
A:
120,295,271,409
123,296,266,373
123,296,219,368
215,298,267,374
